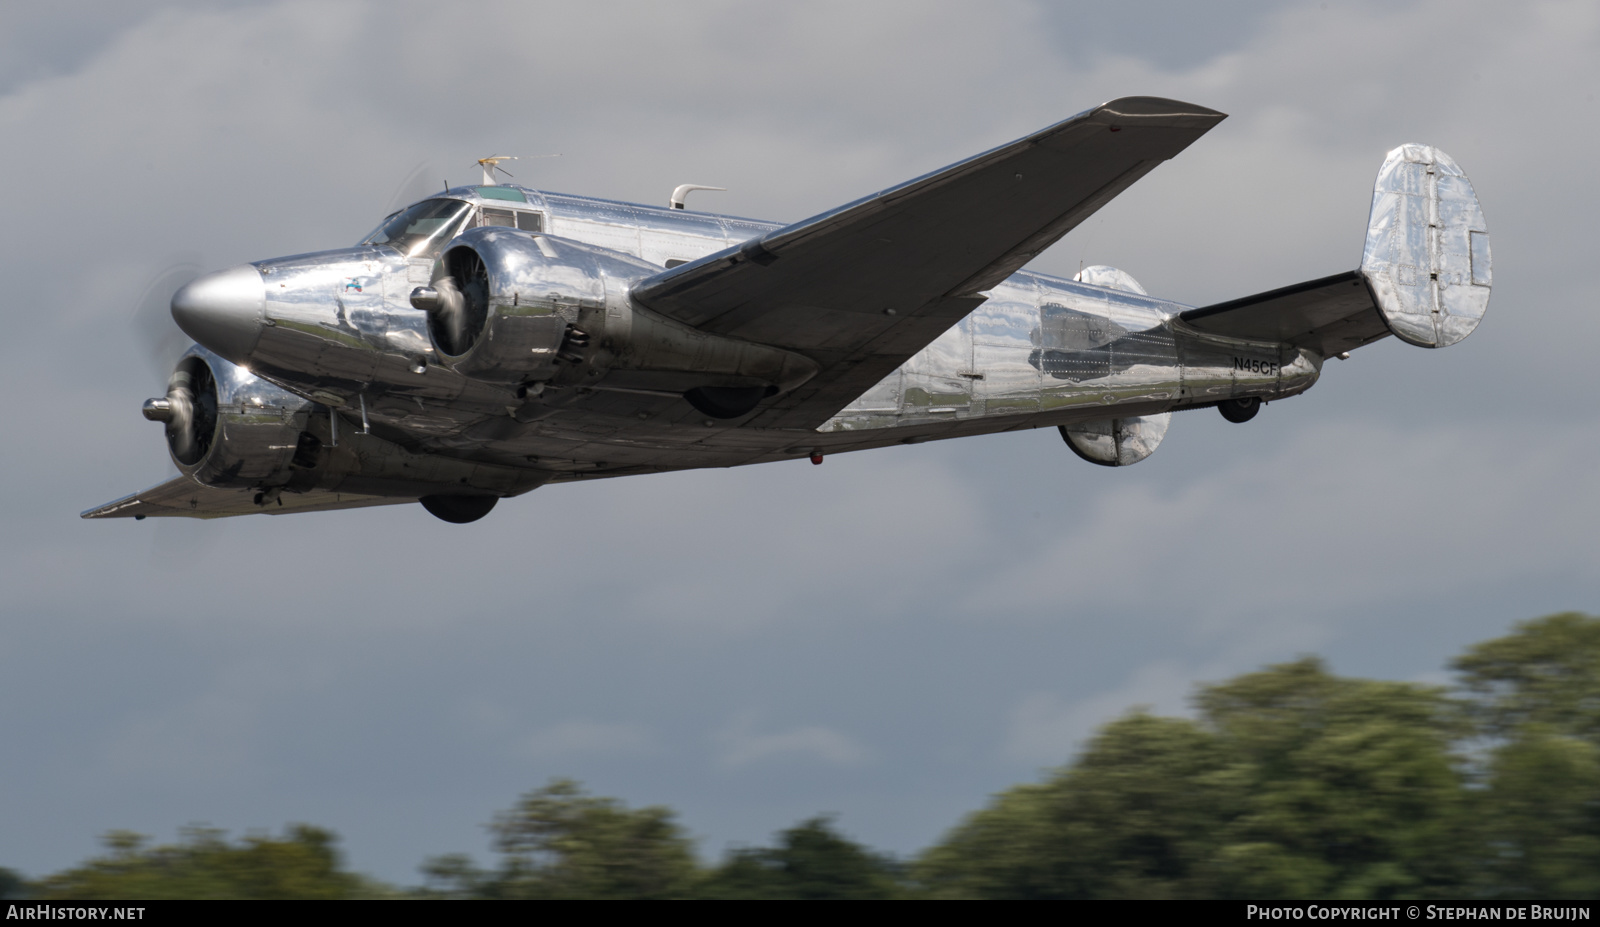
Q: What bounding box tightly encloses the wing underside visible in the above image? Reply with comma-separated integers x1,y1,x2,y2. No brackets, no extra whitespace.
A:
81,474,410,519
631,97,1227,429
1179,270,1392,356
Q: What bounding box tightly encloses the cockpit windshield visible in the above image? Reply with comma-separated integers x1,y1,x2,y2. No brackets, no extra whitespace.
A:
360,199,474,258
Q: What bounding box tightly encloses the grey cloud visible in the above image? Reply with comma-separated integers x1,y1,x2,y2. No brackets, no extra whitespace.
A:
715,713,870,769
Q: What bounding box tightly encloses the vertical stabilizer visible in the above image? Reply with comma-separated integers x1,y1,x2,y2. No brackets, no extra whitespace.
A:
1361,145,1491,348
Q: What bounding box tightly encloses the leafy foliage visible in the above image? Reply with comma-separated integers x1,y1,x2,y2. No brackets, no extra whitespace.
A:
918,712,1230,898
424,779,699,899
35,825,377,900
698,816,904,899
0,867,29,900
917,661,1470,899
1453,613,1600,898
1453,612,1600,741
21,613,1600,900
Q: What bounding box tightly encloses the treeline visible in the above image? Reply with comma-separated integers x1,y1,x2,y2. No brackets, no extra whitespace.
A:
5,613,1598,899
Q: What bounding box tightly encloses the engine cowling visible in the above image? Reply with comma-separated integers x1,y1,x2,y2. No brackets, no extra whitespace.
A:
414,227,819,414
413,227,658,384
143,348,546,508
145,347,320,488
1059,412,1171,467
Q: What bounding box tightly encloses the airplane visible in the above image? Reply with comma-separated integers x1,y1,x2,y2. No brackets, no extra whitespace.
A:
84,96,1492,524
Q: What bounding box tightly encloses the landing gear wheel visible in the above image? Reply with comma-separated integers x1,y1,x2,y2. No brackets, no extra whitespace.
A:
1218,397,1261,424
683,385,774,420
420,494,498,523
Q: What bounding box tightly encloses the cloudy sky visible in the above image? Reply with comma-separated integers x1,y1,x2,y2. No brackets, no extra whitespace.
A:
2,0,1597,882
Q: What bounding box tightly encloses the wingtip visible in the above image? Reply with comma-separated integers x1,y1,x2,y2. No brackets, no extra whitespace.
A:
80,493,146,520
1097,96,1228,123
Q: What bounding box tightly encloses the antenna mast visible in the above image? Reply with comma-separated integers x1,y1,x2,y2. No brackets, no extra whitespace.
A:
476,155,518,185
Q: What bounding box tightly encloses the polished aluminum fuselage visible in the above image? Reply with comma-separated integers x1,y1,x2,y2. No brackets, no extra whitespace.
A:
243,186,1319,483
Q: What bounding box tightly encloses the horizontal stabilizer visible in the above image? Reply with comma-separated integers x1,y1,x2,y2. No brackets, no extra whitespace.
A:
81,474,411,520
1180,270,1389,356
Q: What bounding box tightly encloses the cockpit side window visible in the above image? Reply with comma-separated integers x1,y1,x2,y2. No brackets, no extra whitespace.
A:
480,208,544,234
361,199,475,258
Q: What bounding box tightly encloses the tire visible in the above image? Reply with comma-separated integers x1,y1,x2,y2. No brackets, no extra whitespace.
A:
420,494,498,523
1218,397,1261,424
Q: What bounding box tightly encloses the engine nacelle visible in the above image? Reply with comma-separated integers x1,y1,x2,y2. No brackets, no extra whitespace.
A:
416,227,819,415
148,347,320,488
1059,412,1171,467
416,227,658,384
145,347,545,504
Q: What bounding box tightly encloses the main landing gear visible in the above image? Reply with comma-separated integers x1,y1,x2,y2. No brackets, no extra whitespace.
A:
420,494,499,524
1218,396,1261,423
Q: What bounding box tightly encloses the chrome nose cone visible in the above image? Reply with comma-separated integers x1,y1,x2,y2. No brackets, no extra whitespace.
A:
171,264,265,364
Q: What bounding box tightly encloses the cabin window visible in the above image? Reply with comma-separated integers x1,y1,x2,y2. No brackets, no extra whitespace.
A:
481,208,544,233
476,186,528,203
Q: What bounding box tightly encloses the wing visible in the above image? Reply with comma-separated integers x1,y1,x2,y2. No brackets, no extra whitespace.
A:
81,474,409,520
1179,270,1391,356
631,97,1226,428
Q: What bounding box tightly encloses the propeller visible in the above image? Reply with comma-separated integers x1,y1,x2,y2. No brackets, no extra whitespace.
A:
130,258,217,466
414,247,488,356
427,274,469,354
132,259,202,382
384,160,442,215
141,357,218,466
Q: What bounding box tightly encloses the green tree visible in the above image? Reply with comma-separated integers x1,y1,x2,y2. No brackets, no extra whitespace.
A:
1198,658,1471,898
36,825,377,900
1452,613,1600,742
698,816,903,899
1454,614,1600,898
416,852,492,899
1476,728,1600,898
917,712,1231,898
0,867,29,900
465,779,699,899
917,659,1470,899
